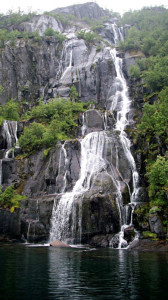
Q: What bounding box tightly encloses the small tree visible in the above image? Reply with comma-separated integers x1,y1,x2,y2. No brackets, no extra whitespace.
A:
3,98,19,120
19,122,46,153
44,28,56,36
148,156,168,207
70,86,78,102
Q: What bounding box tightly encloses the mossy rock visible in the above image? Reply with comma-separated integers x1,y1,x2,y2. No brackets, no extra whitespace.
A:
142,231,157,239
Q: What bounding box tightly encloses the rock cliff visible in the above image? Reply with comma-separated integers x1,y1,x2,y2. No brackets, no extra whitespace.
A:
0,3,151,246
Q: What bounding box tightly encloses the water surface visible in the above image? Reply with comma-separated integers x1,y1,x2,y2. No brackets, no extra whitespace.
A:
0,244,168,300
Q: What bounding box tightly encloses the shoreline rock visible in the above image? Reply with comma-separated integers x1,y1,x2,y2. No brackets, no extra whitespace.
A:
128,239,168,251
50,240,71,247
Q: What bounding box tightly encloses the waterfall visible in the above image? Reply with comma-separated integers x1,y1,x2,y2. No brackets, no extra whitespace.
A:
60,47,73,81
2,120,19,158
50,131,107,243
50,23,140,246
0,120,19,188
55,143,68,193
110,26,139,202
108,25,139,248
110,48,139,203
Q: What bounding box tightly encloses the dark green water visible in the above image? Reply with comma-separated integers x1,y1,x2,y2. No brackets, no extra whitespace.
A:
0,244,168,300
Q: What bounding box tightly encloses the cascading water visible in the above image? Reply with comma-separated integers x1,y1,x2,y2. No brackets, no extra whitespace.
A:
109,25,139,248
50,23,140,247
110,48,139,203
55,143,68,193
2,120,19,158
0,120,19,189
50,131,107,244
60,47,73,81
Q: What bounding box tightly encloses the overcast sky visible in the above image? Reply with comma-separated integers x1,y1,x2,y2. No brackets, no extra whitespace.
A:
0,0,168,15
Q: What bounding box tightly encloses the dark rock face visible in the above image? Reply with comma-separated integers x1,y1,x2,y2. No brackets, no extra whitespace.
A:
0,139,81,197
82,109,104,135
81,190,120,244
90,234,113,247
0,31,116,108
0,196,55,242
128,239,168,251
124,226,135,243
0,208,21,240
149,212,165,238
20,196,55,242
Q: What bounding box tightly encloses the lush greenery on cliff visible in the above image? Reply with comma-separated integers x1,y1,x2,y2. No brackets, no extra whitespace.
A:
120,7,168,221
20,98,87,153
0,97,88,154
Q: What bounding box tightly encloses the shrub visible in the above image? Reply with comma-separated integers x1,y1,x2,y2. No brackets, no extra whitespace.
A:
129,65,141,78
70,86,78,102
0,98,19,121
147,156,168,207
142,231,157,239
43,28,66,42
77,30,101,44
19,122,46,153
0,185,27,212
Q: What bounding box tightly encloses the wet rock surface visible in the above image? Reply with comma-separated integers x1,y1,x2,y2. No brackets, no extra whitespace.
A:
81,189,120,244
0,208,21,240
124,226,135,243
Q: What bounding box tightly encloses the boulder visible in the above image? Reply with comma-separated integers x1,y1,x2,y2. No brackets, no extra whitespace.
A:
124,226,135,243
50,240,71,247
109,234,119,248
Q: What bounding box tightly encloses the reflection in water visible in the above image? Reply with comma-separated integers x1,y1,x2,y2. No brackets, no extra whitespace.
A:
0,245,168,300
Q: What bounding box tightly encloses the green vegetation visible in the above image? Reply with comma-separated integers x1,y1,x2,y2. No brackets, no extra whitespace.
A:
120,7,168,53
148,156,168,207
0,10,35,28
0,10,42,47
122,7,168,222
69,86,78,102
19,98,88,154
0,29,42,48
0,99,19,124
77,30,102,44
142,231,157,239
43,28,66,42
0,185,27,212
